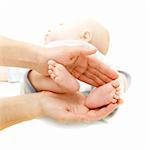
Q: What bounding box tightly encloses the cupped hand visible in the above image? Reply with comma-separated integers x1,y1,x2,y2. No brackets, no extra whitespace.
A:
36,45,118,87
39,91,120,123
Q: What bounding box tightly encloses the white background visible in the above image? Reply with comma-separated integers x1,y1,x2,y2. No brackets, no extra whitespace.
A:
0,0,149,150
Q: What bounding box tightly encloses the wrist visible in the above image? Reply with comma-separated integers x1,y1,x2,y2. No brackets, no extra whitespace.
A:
0,93,44,130
38,91,55,117
34,92,46,117
34,46,53,75
38,91,50,116
28,44,44,71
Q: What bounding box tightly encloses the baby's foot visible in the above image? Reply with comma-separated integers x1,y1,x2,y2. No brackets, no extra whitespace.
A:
85,80,120,109
48,60,80,93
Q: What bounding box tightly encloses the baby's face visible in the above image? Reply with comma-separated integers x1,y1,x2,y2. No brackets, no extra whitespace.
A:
44,19,109,55
44,22,81,44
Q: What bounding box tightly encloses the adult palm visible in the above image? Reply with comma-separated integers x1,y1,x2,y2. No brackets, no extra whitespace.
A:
40,91,120,123
38,46,118,87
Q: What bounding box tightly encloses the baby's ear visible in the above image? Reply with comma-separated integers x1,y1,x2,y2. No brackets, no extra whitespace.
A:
80,30,92,42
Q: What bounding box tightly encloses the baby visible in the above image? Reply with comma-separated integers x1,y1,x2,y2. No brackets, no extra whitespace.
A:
43,18,129,109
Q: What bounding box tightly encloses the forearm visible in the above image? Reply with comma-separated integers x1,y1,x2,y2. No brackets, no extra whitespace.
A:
0,93,43,130
0,36,43,69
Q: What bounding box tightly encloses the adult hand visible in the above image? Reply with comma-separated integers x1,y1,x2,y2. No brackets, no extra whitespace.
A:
0,36,118,86
40,91,120,123
36,45,118,87
0,91,120,130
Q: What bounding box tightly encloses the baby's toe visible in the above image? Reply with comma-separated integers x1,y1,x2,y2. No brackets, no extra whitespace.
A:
50,73,56,79
112,98,117,103
116,87,121,91
48,65,54,70
113,94,120,100
48,60,56,66
48,69,53,75
115,91,121,96
111,80,120,88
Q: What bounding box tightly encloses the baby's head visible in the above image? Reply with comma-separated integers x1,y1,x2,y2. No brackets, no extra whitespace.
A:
44,18,109,55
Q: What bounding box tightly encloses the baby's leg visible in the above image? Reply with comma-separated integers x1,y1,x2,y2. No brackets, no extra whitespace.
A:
48,60,80,93
85,80,120,109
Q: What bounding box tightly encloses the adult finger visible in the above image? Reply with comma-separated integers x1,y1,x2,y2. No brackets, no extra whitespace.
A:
77,73,99,87
82,71,105,86
87,67,112,83
71,46,97,56
88,57,118,80
84,103,119,122
72,67,110,86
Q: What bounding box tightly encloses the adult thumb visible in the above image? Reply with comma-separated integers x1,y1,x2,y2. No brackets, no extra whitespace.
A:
75,46,97,56
81,48,97,55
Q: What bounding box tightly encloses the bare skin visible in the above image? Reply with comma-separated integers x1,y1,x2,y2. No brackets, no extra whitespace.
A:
40,91,121,123
0,36,118,86
28,58,121,109
41,18,122,108
0,35,120,130
85,80,120,109
0,91,120,130
47,60,121,108
44,18,109,55
43,18,118,89
48,60,80,93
